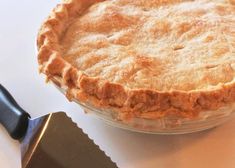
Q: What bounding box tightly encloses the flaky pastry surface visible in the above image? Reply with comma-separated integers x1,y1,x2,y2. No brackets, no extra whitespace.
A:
38,0,235,120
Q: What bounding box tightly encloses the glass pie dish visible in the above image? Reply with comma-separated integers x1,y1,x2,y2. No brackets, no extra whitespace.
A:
38,0,235,135
54,83,235,134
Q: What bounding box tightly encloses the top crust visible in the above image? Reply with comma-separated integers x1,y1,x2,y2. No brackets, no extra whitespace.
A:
38,0,235,120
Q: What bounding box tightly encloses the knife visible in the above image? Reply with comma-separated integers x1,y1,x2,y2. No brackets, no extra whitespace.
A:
0,84,118,168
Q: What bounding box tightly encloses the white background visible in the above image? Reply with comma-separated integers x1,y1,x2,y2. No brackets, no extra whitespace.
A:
1,1,235,168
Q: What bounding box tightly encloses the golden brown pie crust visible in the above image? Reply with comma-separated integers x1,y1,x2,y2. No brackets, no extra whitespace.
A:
37,0,235,120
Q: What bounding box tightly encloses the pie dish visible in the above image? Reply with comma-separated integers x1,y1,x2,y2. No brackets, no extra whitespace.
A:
37,0,235,123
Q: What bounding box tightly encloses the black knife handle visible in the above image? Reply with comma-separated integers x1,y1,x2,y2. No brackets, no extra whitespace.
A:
0,84,30,140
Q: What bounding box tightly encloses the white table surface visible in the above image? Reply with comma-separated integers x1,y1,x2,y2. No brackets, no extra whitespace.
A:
1,1,235,168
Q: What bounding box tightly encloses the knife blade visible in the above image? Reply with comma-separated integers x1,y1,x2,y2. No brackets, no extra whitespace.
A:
0,84,118,168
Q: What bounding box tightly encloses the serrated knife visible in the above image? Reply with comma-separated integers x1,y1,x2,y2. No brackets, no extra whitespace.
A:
0,84,118,168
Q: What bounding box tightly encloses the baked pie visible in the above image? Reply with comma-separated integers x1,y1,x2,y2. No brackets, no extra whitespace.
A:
37,0,235,120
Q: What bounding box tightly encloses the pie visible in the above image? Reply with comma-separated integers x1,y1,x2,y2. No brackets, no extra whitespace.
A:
37,0,235,120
